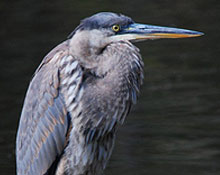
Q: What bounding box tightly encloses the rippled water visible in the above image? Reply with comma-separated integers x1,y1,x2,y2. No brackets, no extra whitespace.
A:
1,0,219,174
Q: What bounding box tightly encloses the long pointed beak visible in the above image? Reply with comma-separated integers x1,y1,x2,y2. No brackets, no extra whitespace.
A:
116,23,204,41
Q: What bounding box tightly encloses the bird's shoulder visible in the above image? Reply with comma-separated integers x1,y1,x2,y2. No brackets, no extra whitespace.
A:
34,40,69,74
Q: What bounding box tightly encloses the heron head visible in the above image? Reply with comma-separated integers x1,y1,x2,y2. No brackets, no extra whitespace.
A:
69,12,134,57
69,12,203,45
69,12,203,66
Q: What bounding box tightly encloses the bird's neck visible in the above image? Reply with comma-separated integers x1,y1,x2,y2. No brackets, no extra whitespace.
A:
69,30,108,70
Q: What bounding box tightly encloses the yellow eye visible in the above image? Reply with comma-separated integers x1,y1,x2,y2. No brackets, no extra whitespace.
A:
112,24,120,32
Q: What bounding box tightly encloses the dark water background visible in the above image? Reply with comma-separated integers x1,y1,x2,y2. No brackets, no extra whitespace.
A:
1,0,220,174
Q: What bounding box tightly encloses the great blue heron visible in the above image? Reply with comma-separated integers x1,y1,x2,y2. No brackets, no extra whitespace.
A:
16,12,203,175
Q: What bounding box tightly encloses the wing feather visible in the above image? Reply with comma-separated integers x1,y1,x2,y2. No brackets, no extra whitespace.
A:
16,41,83,175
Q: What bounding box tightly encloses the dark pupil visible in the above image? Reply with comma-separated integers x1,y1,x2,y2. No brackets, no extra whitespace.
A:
114,26,118,30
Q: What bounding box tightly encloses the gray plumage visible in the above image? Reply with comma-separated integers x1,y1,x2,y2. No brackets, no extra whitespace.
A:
16,12,203,175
